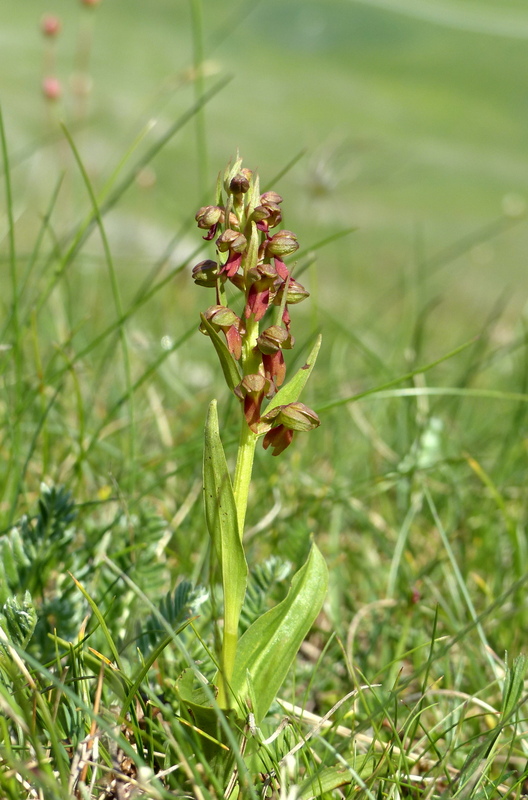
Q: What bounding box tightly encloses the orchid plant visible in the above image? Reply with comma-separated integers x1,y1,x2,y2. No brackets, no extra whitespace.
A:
178,157,327,734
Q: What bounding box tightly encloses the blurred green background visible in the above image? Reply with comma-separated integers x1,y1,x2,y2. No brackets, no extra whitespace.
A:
3,0,528,353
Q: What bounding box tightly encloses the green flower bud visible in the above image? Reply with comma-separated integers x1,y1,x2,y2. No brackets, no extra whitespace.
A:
191,259,219,287
261,402,320,432
257,325,293,355
203,305,241,330
216,229,247,254
195,205,223,230
252,203,282,229
277,402,320,432
266,230,299,257
251,205,271,223
273,278,309,306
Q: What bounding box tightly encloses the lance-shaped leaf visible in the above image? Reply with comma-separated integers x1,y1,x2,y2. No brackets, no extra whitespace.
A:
260,334,321,424
204,401,248,702
298,757,380,800
200,313,242,393
230,543,327,723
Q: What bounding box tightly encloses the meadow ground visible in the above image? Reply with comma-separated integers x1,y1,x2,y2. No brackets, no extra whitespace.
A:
1,1,528,797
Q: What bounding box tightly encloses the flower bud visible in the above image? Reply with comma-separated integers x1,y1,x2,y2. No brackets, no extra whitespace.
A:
229,171,250,195
252,203,282,230
260,191,283,206
236,373,268,397
203,305,240,330
235,373,271,430
216,229,247,254
42,76,62,101
274,278,309,306
262,424,294,456
192,259,219,287
266,230,299,257
257,325,292,355
195,205,223,230
81,0,102,6
41,15,61,36
251,205,271,223
277,402,320,432
247,261,277,284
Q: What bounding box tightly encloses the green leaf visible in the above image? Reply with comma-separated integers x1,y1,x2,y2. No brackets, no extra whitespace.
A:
298,757,378,800
204,401,248,701
175,668,236,760
501,654,527,718
230,543,328,723
200,314,242,393
0,592,37,649
261,335,322,420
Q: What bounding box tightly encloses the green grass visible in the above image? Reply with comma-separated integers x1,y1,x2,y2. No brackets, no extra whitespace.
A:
1,0,528,797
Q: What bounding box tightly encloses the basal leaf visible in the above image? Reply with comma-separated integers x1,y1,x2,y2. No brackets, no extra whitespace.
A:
230,543,328,723
200,314,242,393
204,401,248,699
262,334,321,418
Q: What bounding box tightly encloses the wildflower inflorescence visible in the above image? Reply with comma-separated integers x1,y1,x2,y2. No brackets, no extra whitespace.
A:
192,157,320,455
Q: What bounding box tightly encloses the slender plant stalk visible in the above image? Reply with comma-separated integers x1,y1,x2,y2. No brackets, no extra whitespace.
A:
189,0,208,194
194,157,322,707
0,106,23,520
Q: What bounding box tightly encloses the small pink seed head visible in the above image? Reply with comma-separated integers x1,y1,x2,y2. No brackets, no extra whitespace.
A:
41,14,62,37
42,76,62,101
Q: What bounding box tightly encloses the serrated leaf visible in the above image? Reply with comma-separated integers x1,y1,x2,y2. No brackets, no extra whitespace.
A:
204,401,248,698
230,543,328,723
261,334,321,420
200,314,242,392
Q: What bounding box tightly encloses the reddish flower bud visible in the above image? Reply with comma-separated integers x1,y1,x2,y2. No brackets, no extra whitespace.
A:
81,0,102,6
235,373,271,430
229,171,250,195
225,325,242,360
262,350,286,389
41,14,61,36
262,424,294,456
192,259,219,287
245,281,270,321
260,191,283,206
42,76,62,101
266,230,299,258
